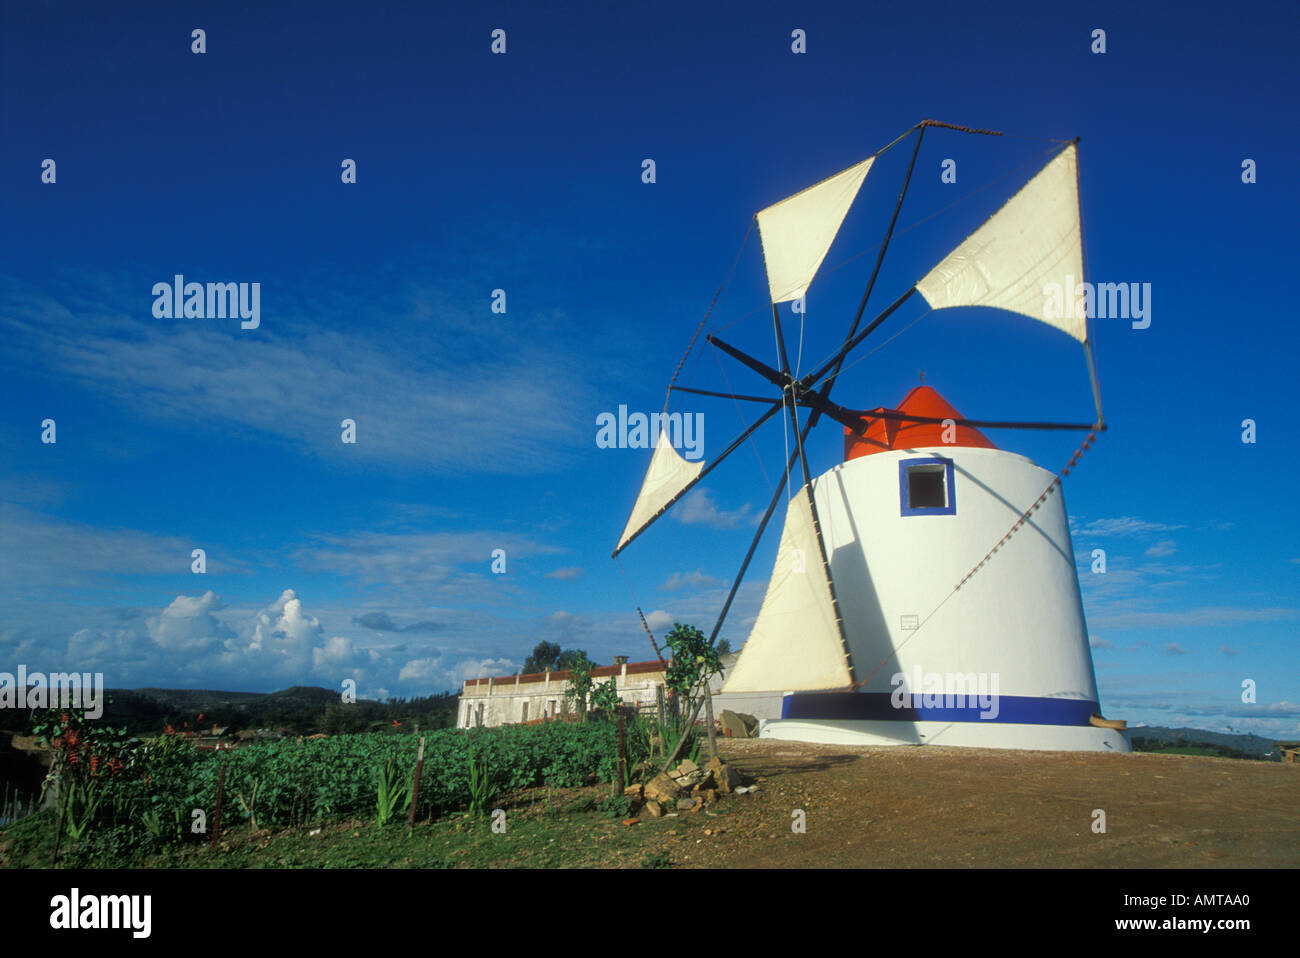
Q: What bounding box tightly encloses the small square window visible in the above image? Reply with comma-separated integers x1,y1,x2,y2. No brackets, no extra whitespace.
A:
908,466,947,508
899,457,956,516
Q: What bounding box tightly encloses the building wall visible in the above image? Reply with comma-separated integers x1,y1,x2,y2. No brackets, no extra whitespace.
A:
458,655,749,729
812,445,1099,701
458,662,669,729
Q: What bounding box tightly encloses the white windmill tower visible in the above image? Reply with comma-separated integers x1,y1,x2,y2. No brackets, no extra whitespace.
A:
613,120,1128,752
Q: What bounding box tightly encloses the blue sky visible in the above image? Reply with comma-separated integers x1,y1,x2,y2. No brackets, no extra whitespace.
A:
1,1,1296,738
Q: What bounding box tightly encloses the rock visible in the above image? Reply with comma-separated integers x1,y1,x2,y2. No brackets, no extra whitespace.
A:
676,798,697,811
640,800,664,820
676,770,706,789
700,788,718,805
674,759,699,777
624,784,644,801
719,710,759,739
688,803,703,814
644,773,682,804
714,762,742,794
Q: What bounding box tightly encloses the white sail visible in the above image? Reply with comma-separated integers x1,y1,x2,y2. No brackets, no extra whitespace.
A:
721,485,854,693
614,430,705,554
916,144,1087,342
757,156,875,304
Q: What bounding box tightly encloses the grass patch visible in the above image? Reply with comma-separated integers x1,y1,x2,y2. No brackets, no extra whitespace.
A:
1,785,688,869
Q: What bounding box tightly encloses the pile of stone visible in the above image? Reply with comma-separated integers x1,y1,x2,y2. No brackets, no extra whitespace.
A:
623,755,752,821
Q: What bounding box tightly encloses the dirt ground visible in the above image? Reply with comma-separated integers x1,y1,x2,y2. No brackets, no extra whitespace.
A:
631,740,1300,868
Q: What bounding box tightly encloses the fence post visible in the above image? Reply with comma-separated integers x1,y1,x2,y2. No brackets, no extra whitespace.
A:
408,737,426,829
615,715,627,797
211,764,226,844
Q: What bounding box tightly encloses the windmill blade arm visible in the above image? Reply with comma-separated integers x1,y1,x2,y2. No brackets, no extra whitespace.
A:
706,334,787,390
791,390,873,435
671,385,777,405
802,285,918,389
612,399,784,557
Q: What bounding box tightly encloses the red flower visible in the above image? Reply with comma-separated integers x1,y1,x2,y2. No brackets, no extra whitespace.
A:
197,713,204,722
392,720,401,727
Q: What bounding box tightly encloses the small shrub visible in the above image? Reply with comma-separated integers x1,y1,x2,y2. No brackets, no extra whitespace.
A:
596,794,632,819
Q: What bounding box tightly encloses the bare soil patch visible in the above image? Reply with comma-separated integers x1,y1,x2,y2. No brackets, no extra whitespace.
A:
625,740,1300,868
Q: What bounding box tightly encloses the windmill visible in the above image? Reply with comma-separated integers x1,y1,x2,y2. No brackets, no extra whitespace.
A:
613,120,1128,752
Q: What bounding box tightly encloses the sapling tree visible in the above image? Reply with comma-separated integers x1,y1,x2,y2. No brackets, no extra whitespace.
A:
564,651,596,722
662,623,724,765
590,678,621,720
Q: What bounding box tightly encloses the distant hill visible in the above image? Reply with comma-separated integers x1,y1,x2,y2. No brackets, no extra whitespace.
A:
1128,726,1282,761
0,686,461,737
128,686,340,711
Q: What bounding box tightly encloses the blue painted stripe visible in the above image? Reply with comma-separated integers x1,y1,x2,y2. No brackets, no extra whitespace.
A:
781,692,1097,726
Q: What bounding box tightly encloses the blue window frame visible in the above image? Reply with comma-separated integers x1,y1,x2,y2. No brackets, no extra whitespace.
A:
899,457,956,516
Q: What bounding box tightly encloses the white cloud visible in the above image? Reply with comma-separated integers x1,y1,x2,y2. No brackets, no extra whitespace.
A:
0,503,238,593
1075,517,1186,538
660,569,726,591
1089,607,1300,630
294,530,564,596
399,655,515,686
312,635,361,673
1,276,592,475
1144,540,1177,557
1165,642,1189,655
147,591,233,653
673,489,754,530
545,567,585,580
644,609,675,632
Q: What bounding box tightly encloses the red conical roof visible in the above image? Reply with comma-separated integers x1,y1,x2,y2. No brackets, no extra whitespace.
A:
844,386,998,461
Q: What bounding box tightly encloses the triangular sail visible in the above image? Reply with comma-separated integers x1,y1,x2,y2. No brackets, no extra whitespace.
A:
721,486,854,693
614,430,705,555
757,156,875,304
916,144,1087,342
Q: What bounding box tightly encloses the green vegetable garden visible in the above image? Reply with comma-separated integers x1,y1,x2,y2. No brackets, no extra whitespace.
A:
18,712,697,858
3,623,723,867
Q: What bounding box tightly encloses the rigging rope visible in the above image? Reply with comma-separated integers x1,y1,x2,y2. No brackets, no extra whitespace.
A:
614,554,667,667
664,219,754,411
709,341,775,493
